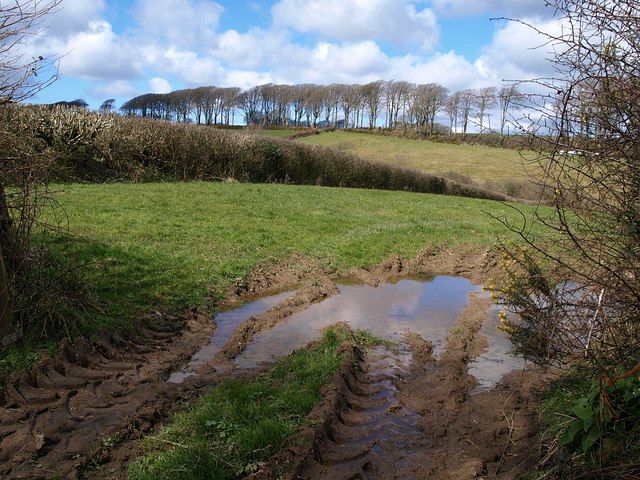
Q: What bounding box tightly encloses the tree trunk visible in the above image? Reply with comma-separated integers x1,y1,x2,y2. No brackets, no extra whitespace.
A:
0,181,16,272
0,242,14,340
0,181,15,340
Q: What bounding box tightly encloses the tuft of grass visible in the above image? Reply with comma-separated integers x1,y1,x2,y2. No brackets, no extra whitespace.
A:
129,325,366,480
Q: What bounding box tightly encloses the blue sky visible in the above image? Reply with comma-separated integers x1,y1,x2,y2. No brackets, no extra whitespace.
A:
24,0,561,110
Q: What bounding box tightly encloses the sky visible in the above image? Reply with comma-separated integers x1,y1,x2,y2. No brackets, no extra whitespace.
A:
23,0,563,111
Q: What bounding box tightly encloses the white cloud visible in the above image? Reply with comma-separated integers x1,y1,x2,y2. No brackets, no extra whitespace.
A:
149,77,172,93
210,28,304,70
431,0,554,19
133,0,223,48
477,18,564,82
272,0,440,52
160,47,225,86
304,41,390,82
93,80,138,97
57,21,140,80
46,0,108,38
224,70,278,90
387,51,481,91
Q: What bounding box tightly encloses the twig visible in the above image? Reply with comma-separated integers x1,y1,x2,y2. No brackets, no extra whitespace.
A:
463,437,481,452
495,392,516,477
584,288,604,358
157,438,187,448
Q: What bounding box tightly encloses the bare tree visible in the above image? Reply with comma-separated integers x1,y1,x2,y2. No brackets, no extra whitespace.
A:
167,89,194,123
304,85,323,128
0,242,12,342
475,86,496,132
99,98,116,113
458,89,476,134
492,6,640,474
445,91,462,134
290,84,309,127
497,85,523,135
496,0,640,380
338,84,358,128
1,0,61,341
384,80,413,129
411,83,448,135
52,98,88,109
1,0,61,104
221,87,239,125
361,80,384,129
321,84,340,127
237,86,261,125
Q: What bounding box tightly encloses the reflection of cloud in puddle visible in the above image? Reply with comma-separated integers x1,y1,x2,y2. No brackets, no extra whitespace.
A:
235,276,480,368
167,290,293,383
169,276,525,390
469,306,526,391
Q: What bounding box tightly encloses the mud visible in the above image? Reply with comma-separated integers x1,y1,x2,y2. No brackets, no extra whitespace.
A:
296,345,432,479
0,245,554,479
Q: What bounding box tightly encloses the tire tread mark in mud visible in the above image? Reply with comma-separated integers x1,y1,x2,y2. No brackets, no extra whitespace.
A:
297,346,430,479
0,326,177,479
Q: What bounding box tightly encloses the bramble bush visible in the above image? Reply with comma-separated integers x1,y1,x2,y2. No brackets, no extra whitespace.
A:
490,1,640,475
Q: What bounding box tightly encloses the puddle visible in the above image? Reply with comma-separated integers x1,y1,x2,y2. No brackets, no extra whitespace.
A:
169,276,524,389
235,276,479,368
468,306,526,391
167,290,294,383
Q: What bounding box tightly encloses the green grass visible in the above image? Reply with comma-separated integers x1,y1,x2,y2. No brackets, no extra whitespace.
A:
534,370,640,479
43,181,536,330
296,130,539,184
244,128,299,138
128,325,370,480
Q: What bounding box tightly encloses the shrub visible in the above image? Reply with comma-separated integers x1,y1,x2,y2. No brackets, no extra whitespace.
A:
0,105,106,339
17,111,506,201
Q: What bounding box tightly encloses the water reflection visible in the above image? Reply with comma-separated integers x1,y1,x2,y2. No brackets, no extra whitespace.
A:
235,276,479,368
168,276,524,390
167,290,294,383
468,306,526,391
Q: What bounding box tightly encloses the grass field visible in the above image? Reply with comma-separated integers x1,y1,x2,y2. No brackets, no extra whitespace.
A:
42,181,536,331
9,181,543,476
295,131,537,183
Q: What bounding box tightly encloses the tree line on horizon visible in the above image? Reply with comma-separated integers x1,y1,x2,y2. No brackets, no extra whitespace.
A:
116,81,524,135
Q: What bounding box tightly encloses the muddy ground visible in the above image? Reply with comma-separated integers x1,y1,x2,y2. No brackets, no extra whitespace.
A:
0,245,556,479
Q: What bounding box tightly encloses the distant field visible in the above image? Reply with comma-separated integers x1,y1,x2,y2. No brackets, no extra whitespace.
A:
243,127,298,138
296,131,538,184
44,182,538,328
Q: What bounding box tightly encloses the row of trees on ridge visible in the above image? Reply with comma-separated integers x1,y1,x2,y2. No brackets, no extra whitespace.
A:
120,82,524,135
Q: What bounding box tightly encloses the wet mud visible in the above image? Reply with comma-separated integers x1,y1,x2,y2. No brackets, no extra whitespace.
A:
0,245,554,479
296,345,432,479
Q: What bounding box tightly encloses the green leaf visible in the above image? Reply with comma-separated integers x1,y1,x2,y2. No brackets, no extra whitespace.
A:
582,416,594,433
571,400,593,421
560,419,583,447
581,424,601,453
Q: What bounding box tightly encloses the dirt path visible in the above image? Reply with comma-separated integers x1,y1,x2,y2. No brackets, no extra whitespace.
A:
0,246,554,479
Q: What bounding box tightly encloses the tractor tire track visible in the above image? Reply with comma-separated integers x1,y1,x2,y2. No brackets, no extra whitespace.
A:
296,346,431,479
0,320,196,480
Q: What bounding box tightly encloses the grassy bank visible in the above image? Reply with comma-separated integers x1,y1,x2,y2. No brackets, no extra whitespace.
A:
0,106,505,201
296,131,529,180
127,326,375,480
42,182,534,330
292,130,542,198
